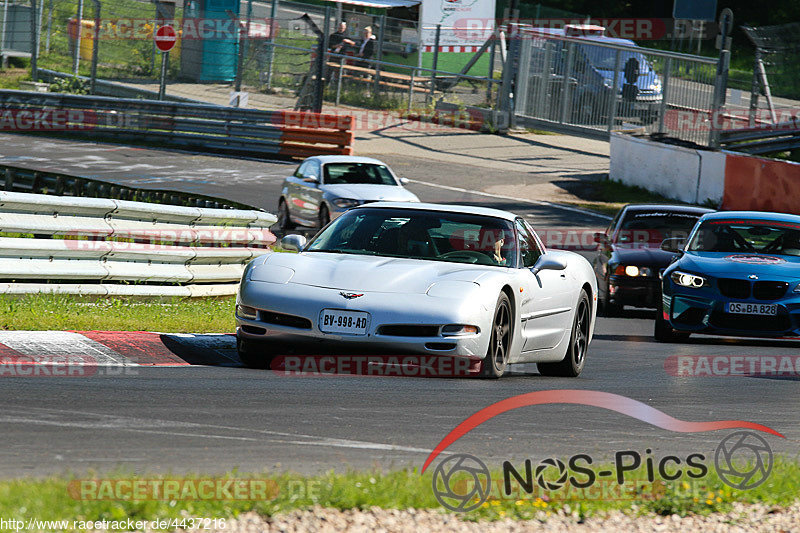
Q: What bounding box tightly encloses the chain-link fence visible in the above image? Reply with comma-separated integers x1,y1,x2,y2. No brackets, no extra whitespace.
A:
509,27,722,147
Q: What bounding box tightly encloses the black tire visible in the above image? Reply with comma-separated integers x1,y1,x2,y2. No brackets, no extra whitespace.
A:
601,297,624,317
538,290,590,377
236,336,274,369
277,200,294,231
318,204,330,228
654,312,691,343
480,292,513,379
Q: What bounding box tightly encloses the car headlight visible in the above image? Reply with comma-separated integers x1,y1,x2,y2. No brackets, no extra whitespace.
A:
613,265,653,277
332,198,361,208
671,271,706,288
603,78,614,89
650,79,661,92
236,304,258,320
794,282,800,293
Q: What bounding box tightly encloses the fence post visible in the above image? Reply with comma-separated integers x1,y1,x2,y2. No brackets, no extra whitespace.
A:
89,0,100,94
312,5,331,113
235,0,252,98
657,57,672,134
73,0,83,75
514,35,531,116
265,0,279,88
372,13,386,96
606,49,622,133
748,49,761,128
709,8,733,148
29,0,38,80
486,29,496,104
558,41,575,124
428,24,440,104
45,0,53,52
499,29,518,129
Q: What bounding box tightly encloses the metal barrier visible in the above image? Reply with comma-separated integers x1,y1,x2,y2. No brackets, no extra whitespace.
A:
509,28,722,147
0,90,355,158
2,162,252,211
0,191,276,296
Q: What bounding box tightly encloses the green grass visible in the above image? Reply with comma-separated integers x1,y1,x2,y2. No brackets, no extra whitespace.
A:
0,68,31,89
0,294,235,333
0,460,797,529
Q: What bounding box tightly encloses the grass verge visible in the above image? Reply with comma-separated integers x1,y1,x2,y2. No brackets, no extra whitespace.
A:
0,459,797,529
0,294,235,333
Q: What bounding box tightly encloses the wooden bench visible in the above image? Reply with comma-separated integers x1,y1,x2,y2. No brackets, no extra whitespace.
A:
326,61,432,94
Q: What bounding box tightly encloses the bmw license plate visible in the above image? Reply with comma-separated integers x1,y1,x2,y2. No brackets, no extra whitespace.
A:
319,309,370,335
726,302,778,316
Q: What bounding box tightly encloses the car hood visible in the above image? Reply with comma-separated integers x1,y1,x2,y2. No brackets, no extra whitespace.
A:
321,184,419,202
612,245,677,267
252,252,498,293
677,252,800,280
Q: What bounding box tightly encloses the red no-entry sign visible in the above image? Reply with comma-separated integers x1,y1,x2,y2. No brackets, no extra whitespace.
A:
155,25,177,53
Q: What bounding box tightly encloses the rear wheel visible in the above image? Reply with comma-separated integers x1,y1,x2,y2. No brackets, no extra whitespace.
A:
654,312,691,342
538,290,590,377
480,292,512,379
237,336,275,369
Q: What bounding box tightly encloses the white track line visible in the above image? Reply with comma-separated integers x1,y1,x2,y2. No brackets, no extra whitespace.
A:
0,331,135,366
408,179,612,220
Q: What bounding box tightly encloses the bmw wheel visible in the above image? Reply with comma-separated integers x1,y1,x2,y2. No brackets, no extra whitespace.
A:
539,290,589,377
480,292,512,379
654,312,690,343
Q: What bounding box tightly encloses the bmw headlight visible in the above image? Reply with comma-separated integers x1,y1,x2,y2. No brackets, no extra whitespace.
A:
332,198,361,208
671,271,707,288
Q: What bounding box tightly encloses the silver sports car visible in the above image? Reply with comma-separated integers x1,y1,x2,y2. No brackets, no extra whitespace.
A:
236,203,597,378
277,155,420,229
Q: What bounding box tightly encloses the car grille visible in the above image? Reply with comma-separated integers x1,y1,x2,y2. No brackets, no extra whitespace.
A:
718,278,751,299
378,325,441,337
710,311,790,332
259,311,312,330
673,307,707,326
753,281,789,300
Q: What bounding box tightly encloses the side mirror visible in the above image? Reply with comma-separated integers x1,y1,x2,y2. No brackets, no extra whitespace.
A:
399,177,410,185
303,175,319,184
660,238,686,254
530,254,568,276
593,232,608,244
281,234,307,252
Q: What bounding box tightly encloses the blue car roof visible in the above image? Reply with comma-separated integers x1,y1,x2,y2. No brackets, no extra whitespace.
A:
699,211,800,224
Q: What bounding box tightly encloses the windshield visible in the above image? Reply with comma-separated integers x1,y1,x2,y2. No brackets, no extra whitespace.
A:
323,163,398,185
579,44,651,72
306,207,518,266
616,212,702,245
687,219,800,256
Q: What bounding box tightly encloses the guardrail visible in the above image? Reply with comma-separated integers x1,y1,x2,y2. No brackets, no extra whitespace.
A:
0,191,276,297
2,162,253,210
719,121,800,155
0,90,355,159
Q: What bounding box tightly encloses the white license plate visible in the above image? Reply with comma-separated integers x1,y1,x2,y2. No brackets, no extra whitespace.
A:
726,302,778,316
319,309,370,335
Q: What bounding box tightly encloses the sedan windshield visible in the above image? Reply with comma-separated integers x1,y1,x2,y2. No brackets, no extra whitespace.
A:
616,212,702,245
323,163,397,185
306,208,518,266
687,219,800,256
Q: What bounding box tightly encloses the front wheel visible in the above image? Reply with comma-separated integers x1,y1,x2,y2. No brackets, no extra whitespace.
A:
318,204,330,228
480,292,513,379
277,200,294,231
538,290,590,377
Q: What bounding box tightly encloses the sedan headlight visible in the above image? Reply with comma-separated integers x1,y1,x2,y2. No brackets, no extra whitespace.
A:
441,325,480,336
671,271,707,288
613,265,653,277
332,198,361,208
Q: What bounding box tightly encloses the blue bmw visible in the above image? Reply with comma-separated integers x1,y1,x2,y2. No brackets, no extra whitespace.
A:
656,211,800,342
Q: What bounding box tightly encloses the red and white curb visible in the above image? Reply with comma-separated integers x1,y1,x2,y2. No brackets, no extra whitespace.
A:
0,331,238,369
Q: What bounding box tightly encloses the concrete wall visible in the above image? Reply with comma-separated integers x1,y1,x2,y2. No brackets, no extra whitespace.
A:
609,133,725,205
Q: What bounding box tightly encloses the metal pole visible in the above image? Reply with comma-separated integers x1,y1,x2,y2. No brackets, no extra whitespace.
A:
158,50,168,100
709,8,733,148
1,0,9,53
486,28,496,104
45,0,53,53
428,24,440,104
265,0,279,88
748,50,761,128
499,28,517,128
73,0,84,75
407,69,414,111
235,0,252,95
30,0,38,80
37,0,43,54
558,41,575,124
335,56,343,105
89,0,100,94
657,57,672,134
312,5,330,113
372,13,385,96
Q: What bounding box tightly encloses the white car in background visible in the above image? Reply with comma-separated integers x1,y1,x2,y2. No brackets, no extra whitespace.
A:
237,202,598,378
276,155,419,230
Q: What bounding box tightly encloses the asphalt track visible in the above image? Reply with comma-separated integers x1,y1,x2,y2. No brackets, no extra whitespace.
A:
0,134,797,480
